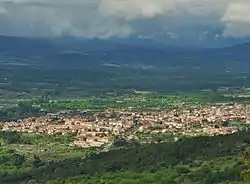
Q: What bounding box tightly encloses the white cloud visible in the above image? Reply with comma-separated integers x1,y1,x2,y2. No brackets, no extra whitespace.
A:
221,1,250,37
98,0,250,38
98,0,177,20
0,2,7,14
0,0,249,38
0,0,133,38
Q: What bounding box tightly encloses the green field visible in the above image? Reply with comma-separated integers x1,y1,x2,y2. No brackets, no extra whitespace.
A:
36,92,250,111
1,91,250,122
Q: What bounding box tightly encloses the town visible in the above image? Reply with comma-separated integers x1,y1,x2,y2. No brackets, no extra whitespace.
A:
0,103,249,148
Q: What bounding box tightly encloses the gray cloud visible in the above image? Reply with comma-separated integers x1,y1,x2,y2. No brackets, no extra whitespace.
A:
98,0,177,20
221,1,250,37
0,0,249,39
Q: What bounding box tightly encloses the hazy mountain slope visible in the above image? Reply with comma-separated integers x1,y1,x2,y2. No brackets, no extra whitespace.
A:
0,35,249,60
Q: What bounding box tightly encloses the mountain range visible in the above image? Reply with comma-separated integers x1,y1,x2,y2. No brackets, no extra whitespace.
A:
0,35,250,96
0,35,250,65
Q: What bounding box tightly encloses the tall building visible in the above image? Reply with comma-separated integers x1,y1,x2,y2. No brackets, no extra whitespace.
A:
246,105,250,124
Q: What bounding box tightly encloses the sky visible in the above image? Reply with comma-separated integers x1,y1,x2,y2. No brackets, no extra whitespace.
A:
0,0,250,46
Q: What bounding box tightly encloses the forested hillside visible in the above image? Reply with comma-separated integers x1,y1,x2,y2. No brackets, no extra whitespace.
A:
0,130,250,183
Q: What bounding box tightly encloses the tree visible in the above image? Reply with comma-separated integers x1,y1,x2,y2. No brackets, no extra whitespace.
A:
241,148,250,183
13,153,25,166
32,154,44,168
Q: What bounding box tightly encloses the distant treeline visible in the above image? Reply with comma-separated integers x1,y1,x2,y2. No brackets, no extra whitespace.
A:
0,102,45,122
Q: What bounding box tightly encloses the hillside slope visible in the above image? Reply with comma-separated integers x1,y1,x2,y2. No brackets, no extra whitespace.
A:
0,131,250,184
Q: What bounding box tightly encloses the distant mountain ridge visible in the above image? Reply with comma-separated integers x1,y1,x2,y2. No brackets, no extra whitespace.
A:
0,35,249,61
0,35,57,55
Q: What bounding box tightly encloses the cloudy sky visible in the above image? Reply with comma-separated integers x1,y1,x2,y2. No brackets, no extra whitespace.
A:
0,0,250,45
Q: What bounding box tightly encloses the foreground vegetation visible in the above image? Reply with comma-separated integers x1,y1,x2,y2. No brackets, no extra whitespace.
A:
0,130,250,183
